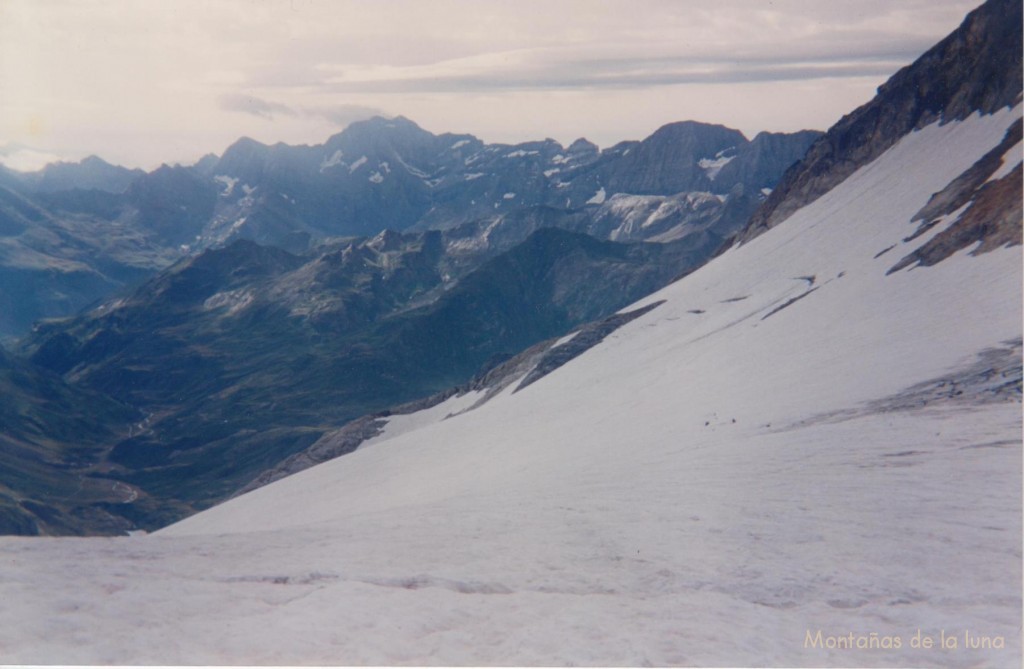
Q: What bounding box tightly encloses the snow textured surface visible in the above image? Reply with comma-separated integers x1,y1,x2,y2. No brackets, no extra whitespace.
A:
587,186,607,204
1,108,1021,667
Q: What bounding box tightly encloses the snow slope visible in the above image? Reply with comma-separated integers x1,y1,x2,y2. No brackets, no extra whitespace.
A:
1,108,1020,667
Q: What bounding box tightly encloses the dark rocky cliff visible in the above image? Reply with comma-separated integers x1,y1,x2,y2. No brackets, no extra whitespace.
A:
739,0,1023,243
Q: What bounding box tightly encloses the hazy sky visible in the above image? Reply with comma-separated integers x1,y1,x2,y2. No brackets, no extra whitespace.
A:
0,0,981,170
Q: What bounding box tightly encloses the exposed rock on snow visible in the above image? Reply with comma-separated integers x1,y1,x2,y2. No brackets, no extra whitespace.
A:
235,416,388,496
785,337,1022,429
515,300,665,392
888,118,1023,272
741,0,1023,241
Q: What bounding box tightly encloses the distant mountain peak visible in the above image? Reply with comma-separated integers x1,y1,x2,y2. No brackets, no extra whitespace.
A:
567,138,598,155
341,114,426,136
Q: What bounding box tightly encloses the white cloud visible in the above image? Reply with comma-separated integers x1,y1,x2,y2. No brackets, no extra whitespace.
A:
0,144,69,172
218,95,385,129
219,94,298,120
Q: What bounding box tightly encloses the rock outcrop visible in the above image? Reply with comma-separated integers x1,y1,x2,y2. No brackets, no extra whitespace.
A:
739,0,1023,243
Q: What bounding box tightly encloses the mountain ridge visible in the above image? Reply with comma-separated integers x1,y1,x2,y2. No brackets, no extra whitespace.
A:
740,0,1022,242
0,117,820,341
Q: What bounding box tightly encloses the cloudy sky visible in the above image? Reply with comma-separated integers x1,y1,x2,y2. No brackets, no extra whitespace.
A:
0,0,981,170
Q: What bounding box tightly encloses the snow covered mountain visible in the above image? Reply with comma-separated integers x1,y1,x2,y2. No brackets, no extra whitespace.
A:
198,116,817,250
0,0,1019,665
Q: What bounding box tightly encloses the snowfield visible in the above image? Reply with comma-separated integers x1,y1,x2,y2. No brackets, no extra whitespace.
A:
1,107,1020,666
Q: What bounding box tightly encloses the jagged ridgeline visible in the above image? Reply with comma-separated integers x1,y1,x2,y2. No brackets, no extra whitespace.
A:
740,0,1022,242
0,118,819,342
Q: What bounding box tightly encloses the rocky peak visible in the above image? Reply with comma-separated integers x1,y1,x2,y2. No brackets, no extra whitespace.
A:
600,121,747,195
214,137,271,181
567,138,599,158
645,120,746,154
23,155,144,194
713,129,823,192
325,115,441,159
367,228,404,252
191,153,219,176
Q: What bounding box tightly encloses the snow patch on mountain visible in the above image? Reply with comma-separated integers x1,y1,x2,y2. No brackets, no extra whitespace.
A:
213,174,238,196
553,331,578,347
319,149,344,172
591,191,725,242
699,151,735,180
586,187,607,205
360,390,487,451
394,154,428,178
203,289,255,316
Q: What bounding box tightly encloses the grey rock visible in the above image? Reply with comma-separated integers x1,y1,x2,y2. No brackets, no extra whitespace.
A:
739,0,1023,243
888,118,1023,273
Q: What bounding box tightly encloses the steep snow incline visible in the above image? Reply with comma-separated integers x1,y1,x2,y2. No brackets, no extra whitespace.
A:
1,108,1020,667
168,105,1021,534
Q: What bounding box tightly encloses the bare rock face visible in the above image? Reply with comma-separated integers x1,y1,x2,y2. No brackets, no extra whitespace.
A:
739,0,1023,243
789,338,1021,434
598,121,747,195
234,416,388,496
888,118,1023,273
713,130,822,193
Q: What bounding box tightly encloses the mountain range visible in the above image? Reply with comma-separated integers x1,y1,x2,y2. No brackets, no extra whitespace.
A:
0,118,819,343
0,112,820,533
